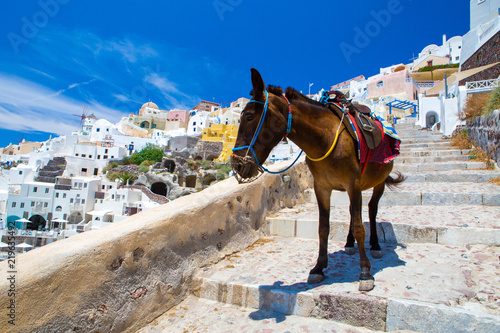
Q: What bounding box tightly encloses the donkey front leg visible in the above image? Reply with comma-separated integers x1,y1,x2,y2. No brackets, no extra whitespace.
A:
308,183,331,284
368,182,386,258
348,187,374,291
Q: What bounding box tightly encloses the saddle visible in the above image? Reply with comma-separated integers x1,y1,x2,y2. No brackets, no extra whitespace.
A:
326,90,383,150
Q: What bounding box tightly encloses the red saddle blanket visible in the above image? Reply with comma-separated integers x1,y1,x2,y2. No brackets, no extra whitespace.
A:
347,113,400,164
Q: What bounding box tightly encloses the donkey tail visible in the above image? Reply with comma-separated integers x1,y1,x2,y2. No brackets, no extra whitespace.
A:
385,171,407,190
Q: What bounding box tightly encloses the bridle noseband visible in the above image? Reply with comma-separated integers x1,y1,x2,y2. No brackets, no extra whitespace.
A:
232,90,303,183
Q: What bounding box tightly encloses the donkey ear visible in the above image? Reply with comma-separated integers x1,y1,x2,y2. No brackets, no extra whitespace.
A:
251,68,265,97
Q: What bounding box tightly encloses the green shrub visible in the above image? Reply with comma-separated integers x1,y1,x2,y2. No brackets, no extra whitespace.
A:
120,156,131,165
216,169,226,180
200,160,211,170
103,161,119,174
416,63,459,72
118,172,137,185
139,164,150,173
129,144,164,165
106,171,121,182
484,86,500,115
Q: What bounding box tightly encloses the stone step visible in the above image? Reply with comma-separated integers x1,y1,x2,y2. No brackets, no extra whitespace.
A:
399,142,452,149
194,236,500,332
304,181,500,206
398,155,470,164
267,204,500,246
400,137,447,144
393,161,487,172
138,295,380,333
396,130,440,136
404,170,500,183
399,149,471,157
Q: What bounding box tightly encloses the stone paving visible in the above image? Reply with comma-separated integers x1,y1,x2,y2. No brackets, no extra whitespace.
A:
267,203,500,229
193,236,500,331
138,295,384,333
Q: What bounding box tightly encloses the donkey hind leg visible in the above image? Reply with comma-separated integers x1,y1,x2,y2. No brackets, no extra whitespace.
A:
344,228,356,255
348,187,374,291
368,182,385,259
308,183,331,284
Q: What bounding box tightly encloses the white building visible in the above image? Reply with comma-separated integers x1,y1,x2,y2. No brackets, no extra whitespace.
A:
188,111,212,135
411,35,463,70
461,2,500,67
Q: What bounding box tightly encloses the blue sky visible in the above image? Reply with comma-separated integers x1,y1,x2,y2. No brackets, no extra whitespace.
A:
0,0,469,148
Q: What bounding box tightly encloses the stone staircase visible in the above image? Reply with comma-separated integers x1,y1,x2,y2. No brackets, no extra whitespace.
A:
139,123,500,332
34,157,67,183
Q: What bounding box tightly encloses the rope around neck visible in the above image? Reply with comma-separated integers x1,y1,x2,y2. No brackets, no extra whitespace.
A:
306,112,345,162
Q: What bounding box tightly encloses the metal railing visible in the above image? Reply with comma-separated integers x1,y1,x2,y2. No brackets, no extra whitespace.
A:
416,81,437,88
466,78,500,93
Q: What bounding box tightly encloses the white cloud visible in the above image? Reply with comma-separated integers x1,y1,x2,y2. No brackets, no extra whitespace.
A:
0,74,125,136
144,73,198,109
106,39,158,63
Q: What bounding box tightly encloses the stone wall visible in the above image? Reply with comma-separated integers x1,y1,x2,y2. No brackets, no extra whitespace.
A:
460,31,500,85
0,159,313,333
193,141,223,160
466,109,500,163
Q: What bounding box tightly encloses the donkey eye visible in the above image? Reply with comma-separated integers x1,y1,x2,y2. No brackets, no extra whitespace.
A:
246,115,254,121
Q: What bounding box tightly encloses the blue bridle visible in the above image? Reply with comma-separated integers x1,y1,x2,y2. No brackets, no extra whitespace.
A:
232,90,303,175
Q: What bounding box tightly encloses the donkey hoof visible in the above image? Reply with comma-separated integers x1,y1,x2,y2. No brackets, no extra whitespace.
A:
345,247,356,255
359,278,375,291
307,274,324,284
370,250,383,258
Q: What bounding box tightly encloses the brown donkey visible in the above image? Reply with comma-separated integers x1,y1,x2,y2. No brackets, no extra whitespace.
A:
232,69,405,291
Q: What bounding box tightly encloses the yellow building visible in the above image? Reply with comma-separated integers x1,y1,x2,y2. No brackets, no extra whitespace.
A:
201,124,239,162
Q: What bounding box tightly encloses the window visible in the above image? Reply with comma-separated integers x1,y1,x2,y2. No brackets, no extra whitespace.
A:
45,188,49,193
20,203,24,208
377,81,383,87
96,128,100,132
19,171,22,175
455,56,459,60
70,198,74,203
152,124,157,128
104,155,108,159
97,155,101,159
33,187,38,193
89,155,92,159
63,193,67,198
82,154,86,158
63,214,67,219
55,206,62,212
44,202,48,208
427,60,433,66
82,199,85,204
75,154,79,156
31,201,35,207
82,168,87,173
84,183,88,188
105,149,108,154
56,192,59,198
12,202,16,208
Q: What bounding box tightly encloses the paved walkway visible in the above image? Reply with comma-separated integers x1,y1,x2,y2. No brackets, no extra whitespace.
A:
139,121,500,332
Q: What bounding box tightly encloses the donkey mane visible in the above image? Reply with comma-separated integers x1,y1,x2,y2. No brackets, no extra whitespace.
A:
285,87,325,108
